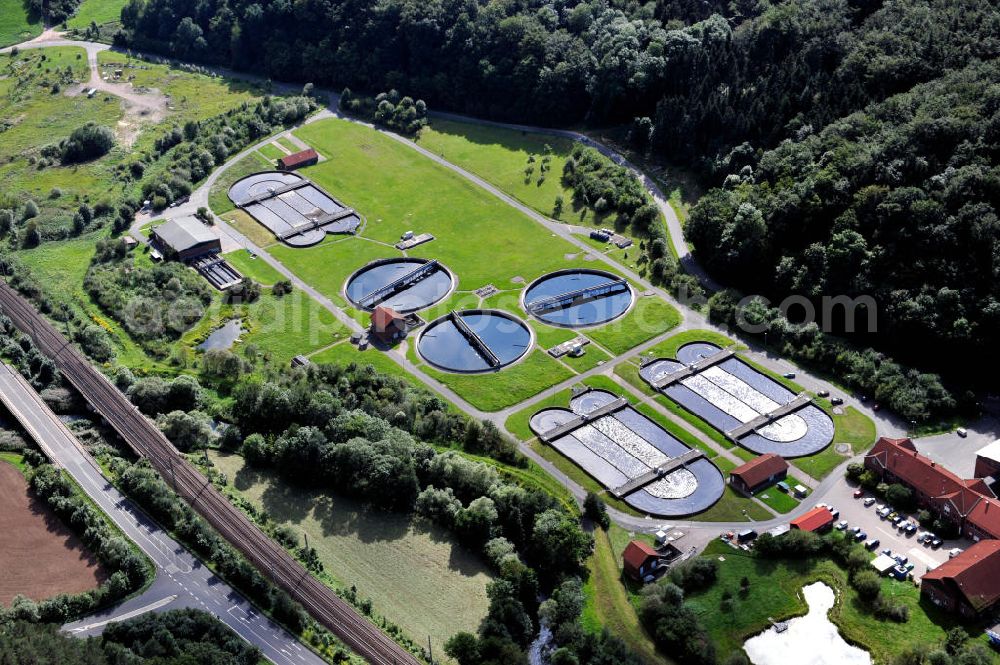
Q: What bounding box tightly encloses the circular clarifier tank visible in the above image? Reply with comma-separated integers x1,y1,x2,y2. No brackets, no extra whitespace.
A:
345,258,454,313
523,269,633,327
418,310,532,373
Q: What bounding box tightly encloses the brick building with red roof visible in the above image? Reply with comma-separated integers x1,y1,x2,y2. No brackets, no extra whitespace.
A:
864,437,1000,540
370,306,407,345
729,453,789,495
922,540,1000,618
278,148,319,170
622,540,662,582
790,506,835,533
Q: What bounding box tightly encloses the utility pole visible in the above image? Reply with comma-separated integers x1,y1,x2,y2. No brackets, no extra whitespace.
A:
427,636,433,665
303,532,309,551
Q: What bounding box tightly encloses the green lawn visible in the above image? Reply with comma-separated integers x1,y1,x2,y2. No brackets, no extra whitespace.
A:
269,236,398,309
421,349,574,412
0,451,27,474
276,136,299,153
585,296,680,355
209,151,273,215
236,290,349,366
755,485,800,514
417,119,579,219
0,0,41,47
293,118,596,292
258,142,284,161
643,329,742,360
686,540,973,663
67,0,125,27
209,451,494,650
224,249,284,285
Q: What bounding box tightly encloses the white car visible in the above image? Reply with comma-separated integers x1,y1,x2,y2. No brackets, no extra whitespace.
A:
863,497,876,507
949,547,964,559
916,532,928,543
835,520,849,530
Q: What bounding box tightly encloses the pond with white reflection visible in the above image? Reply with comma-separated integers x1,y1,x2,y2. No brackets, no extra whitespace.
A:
743,582,871,665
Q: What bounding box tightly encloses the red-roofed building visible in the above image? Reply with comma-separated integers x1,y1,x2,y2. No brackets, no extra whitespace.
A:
790,506,835,533
865,437,1000,540
729,453,789,495
622,540,662,582
278,148,318,170
922,541,1000,618
370,306,407,345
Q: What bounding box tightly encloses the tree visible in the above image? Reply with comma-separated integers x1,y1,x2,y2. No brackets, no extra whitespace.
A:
583,491,610,529
61,123,115,163
852,569,882,601
156,410,215,451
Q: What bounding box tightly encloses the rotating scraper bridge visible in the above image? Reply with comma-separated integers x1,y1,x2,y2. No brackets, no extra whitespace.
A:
639,342,835,457
417,309,532,373
530,389,724,516
523,269,634,328
345,258,454,313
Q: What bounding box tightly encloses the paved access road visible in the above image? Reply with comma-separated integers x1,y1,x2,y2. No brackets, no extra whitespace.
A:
0,364,325,665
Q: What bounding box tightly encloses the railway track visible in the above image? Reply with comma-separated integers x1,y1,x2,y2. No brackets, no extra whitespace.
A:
0,282,422,665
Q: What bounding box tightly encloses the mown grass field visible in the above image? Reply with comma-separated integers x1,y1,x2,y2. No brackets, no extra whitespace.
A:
258,142,284,161
67,0,126,28
417,119,579,219
0,0,41,47
686,540,974,663
209,450,494,651
224,249,284,285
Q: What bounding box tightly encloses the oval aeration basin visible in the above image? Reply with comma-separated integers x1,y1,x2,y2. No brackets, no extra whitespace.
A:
345,258,453,313
418,310,531,373
523,269,633,327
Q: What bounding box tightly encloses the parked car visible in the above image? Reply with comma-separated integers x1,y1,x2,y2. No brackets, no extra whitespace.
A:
851,526,863,534
879,507,892,518
783,372,796,379
916,532,928,543
831,397,844,405
815,502,829,509
957,428,968,438
931,538,943,549
863,497,876,507
905,523,917,534
875,503,886,512
829,509,840,519
855,531,867,542
891,514,903,524
853,489,865,499
865,539,880,551
948,547,964,558
881,548,893,557
817,390,830,398
835,520,849,530
894,554,908,565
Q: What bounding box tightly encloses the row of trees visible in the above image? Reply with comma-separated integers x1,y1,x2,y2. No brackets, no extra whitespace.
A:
0,609,260,664
340,88,428,135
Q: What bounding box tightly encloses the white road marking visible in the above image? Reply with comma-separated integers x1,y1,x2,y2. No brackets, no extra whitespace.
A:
69,595,179,632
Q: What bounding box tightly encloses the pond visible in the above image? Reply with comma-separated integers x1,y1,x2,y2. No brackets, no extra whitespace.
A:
743,582,871,665
198,319,243,351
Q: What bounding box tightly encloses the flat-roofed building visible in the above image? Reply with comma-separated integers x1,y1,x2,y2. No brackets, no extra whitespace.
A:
151,216,220,262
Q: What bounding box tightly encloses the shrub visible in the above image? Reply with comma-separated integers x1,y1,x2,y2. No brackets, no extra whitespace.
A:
669,558,718,592
61,123,115,163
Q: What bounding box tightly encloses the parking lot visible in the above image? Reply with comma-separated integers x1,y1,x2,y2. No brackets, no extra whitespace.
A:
820,479,966,579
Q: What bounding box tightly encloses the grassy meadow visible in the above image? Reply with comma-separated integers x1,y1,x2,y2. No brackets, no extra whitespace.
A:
209,450,494,651
0,0,41,47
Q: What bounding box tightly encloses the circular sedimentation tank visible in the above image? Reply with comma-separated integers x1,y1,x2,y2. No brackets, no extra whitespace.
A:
344,258,453,313
523,269,633,327
418,310,532,373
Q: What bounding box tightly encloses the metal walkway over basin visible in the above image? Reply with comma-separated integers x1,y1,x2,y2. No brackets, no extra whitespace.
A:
236,179,310,206
649,346,736,389
727,393,812,440
612,448,705,498
276,208,357,240
358,260,440,309
537,397,629,443
527,278,628,314
448,311,501,368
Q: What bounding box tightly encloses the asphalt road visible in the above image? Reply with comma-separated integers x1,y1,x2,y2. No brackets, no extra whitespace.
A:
0,364,325,665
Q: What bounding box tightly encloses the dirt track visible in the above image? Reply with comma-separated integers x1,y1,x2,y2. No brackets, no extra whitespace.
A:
0,460,104,606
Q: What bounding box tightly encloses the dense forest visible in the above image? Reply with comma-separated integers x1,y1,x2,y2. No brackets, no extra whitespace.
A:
117,0,1000,392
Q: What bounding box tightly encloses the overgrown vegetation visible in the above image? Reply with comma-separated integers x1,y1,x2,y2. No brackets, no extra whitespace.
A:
340,88,427,135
